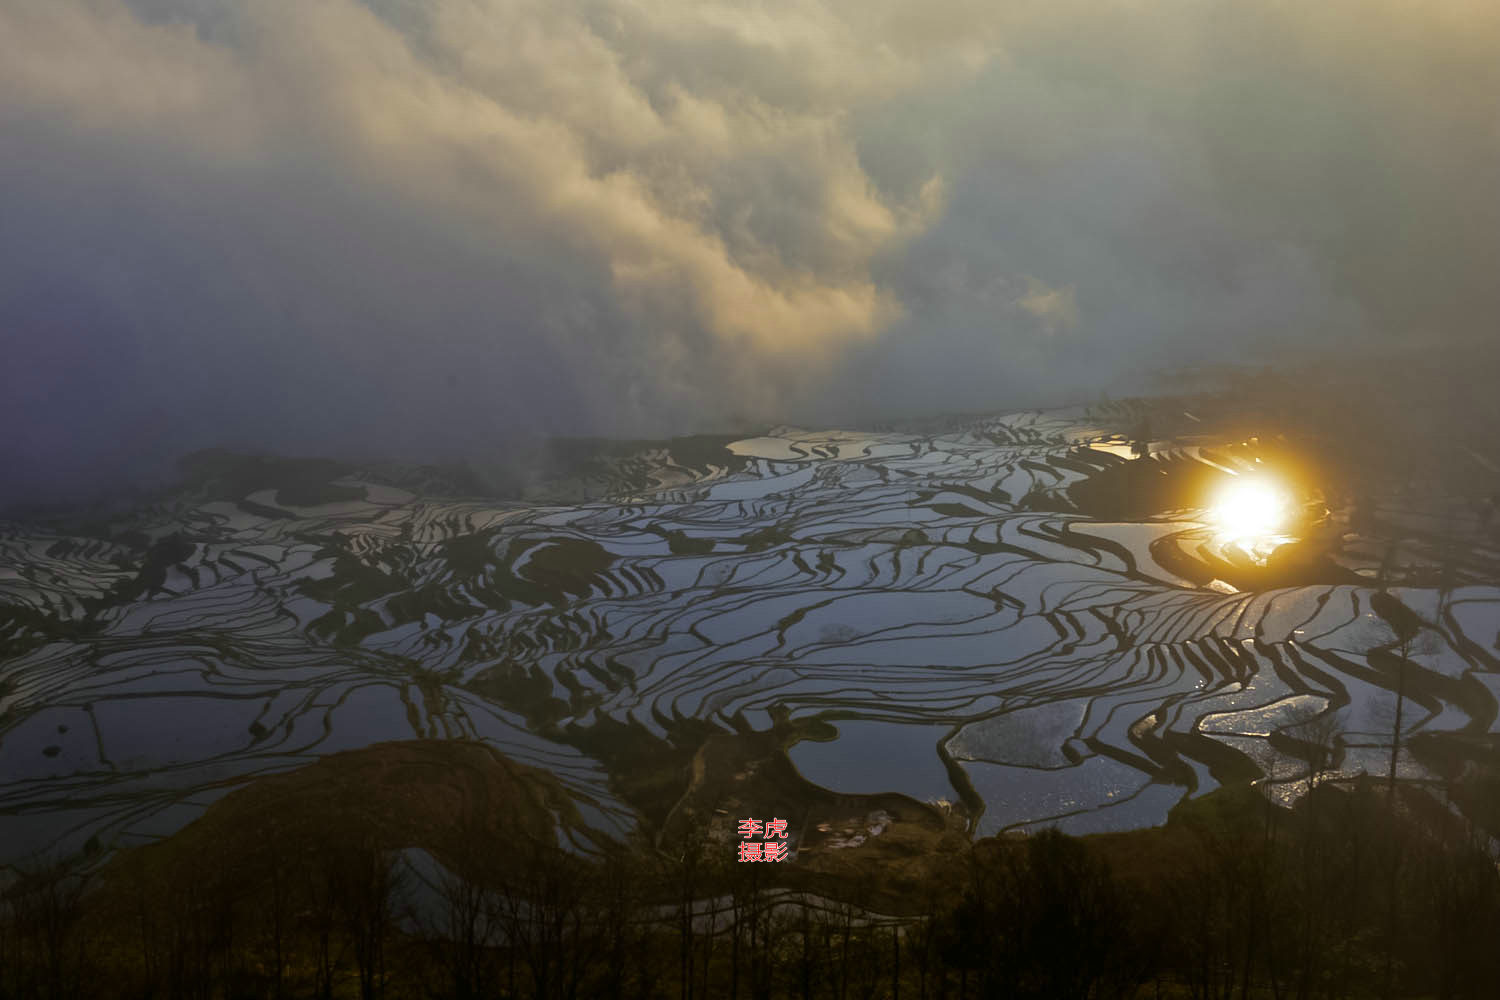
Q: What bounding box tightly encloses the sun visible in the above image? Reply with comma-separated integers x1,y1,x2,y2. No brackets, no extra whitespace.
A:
1210,477,1289,537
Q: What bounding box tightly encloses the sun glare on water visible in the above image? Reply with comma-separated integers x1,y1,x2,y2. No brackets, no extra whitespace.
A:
1210,477,1289,538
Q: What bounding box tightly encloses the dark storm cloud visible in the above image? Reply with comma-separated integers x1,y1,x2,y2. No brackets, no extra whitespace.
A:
2,1,1496,506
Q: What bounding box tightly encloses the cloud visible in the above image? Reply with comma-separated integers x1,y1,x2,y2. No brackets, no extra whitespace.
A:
1017,277,1078,337
2,0,1497,504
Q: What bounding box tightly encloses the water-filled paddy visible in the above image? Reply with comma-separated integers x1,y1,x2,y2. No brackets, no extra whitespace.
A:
788,719,957,803
3,404,1499,863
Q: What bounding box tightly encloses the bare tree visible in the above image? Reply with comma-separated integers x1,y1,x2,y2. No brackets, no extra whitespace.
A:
494,833,601,1000
662,821,711,1000
1387,634,1413,803
334,839,406,1000
8,856,90,1000
428,858,501,1000
305,850,347,1000
1284,708,1345,794
592,843,651,1000
256,841,294,1000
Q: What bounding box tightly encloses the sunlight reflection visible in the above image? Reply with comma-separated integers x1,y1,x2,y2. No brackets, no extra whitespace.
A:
1210,476,1290,539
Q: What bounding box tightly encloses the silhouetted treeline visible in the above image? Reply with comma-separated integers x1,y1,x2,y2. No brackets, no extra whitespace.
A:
3,774,1499,999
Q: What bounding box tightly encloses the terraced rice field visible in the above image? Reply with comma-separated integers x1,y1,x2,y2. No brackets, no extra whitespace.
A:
3,402,1499,865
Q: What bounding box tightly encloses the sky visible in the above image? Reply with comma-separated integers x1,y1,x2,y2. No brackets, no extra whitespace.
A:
3,0,1497,507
